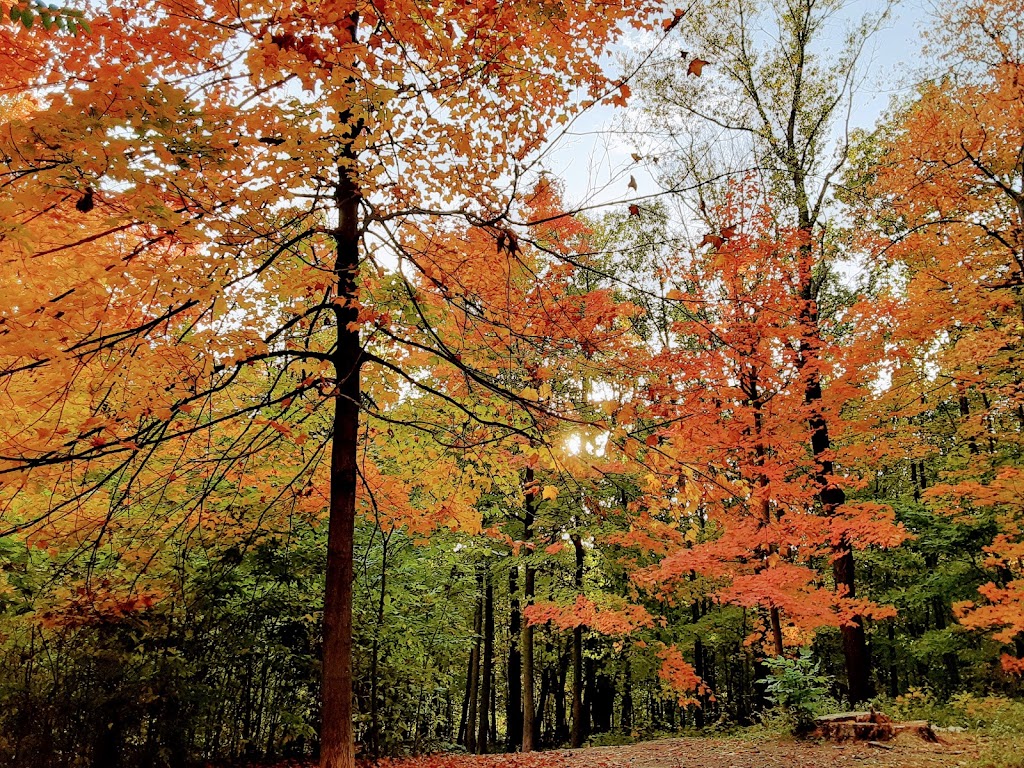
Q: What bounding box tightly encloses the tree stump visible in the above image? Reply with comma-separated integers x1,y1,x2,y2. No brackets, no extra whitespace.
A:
813,712,940,743
813,712,895,741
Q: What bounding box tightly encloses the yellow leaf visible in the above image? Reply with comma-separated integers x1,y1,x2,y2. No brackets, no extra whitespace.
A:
542,485,559,501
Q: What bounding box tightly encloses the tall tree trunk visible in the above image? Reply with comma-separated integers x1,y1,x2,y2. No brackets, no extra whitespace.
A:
887,621,899,699
477,569,494,754
369,532,388,760
506,568,523,752
570,534,585,748
583,642,595,738
693,635,705,729
521,468,537,752
465,583,483,753
554,643,570,745
797,231,873,704
321,155,362,768
490,670,497,747
621,655,633,732
591,673,613,733
536,638,551,747
769,607,784,658
831,541,872,702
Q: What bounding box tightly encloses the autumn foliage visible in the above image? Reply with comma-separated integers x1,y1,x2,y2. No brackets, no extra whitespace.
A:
2,0,1024,766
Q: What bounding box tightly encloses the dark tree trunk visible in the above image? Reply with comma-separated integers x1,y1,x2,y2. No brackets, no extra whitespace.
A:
582,647,595,737
490,669,498,747
369,533,388,759
535,639,551,747
801,282,873,704
465,584,483,753
770,607,784,657
506,568,523,752
570,534,585,748
321,153,362,768
591,673,614,733
693,636,705,729
477,570,494,754
621,655,633,732
887,621,899,699
554,642,570,745
831,541,872,702
521,468,537,752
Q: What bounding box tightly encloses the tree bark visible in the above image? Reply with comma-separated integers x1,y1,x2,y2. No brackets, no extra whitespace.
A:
321,156,362,768
477,569,494,754
369,533,388,759
521,467,537,752
554,642,570,745
798,223,872,704
770,607,784,658
465,584,482,753
506,568,523,752
621,655,633,732
570,534,585,748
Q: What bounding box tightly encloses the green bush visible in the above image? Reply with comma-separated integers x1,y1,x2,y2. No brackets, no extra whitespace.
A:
757,649,834,734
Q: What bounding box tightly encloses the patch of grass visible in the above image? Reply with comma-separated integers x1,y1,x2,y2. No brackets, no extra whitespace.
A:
976,734,1024,768
873,690,1024,733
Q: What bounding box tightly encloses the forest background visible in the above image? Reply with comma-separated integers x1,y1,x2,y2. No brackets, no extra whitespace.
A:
2,0,1024,767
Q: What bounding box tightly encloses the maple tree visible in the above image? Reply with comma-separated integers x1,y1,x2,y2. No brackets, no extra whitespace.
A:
0,2,675,766
628,0,899,703
858,0,1024,677
6,0,1024,764
628,182,900,662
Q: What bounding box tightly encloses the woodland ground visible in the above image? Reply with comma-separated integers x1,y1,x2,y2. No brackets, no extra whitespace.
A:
256,733,1018,768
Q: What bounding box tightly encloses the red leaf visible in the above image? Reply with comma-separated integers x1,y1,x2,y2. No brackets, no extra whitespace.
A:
688,57,708,76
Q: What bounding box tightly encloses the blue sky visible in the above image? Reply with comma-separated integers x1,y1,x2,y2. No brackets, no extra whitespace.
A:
545,0,936,212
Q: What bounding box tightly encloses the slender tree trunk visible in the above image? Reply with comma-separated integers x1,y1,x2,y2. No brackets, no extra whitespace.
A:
321,154,362,768
554,643,570,745
693,635,705,729
621,655,633,732
570,534,585,748
591,673,613,733
477,569,494,754
369,533,388,760
583,644,595,737
506,568,523,752
769,607,784,657
490,669,497,747
536,638,551,747
465,585,482,753
521,468,537,752
521,581,536,751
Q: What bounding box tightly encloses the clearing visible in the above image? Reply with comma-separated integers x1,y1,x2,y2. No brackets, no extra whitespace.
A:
350,733,998,768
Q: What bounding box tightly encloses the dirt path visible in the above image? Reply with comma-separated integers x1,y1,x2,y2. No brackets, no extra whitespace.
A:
357,732,992,768
561,733,985,768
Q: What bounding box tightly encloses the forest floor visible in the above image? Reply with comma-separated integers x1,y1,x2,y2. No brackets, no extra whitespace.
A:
347,731,1007,768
